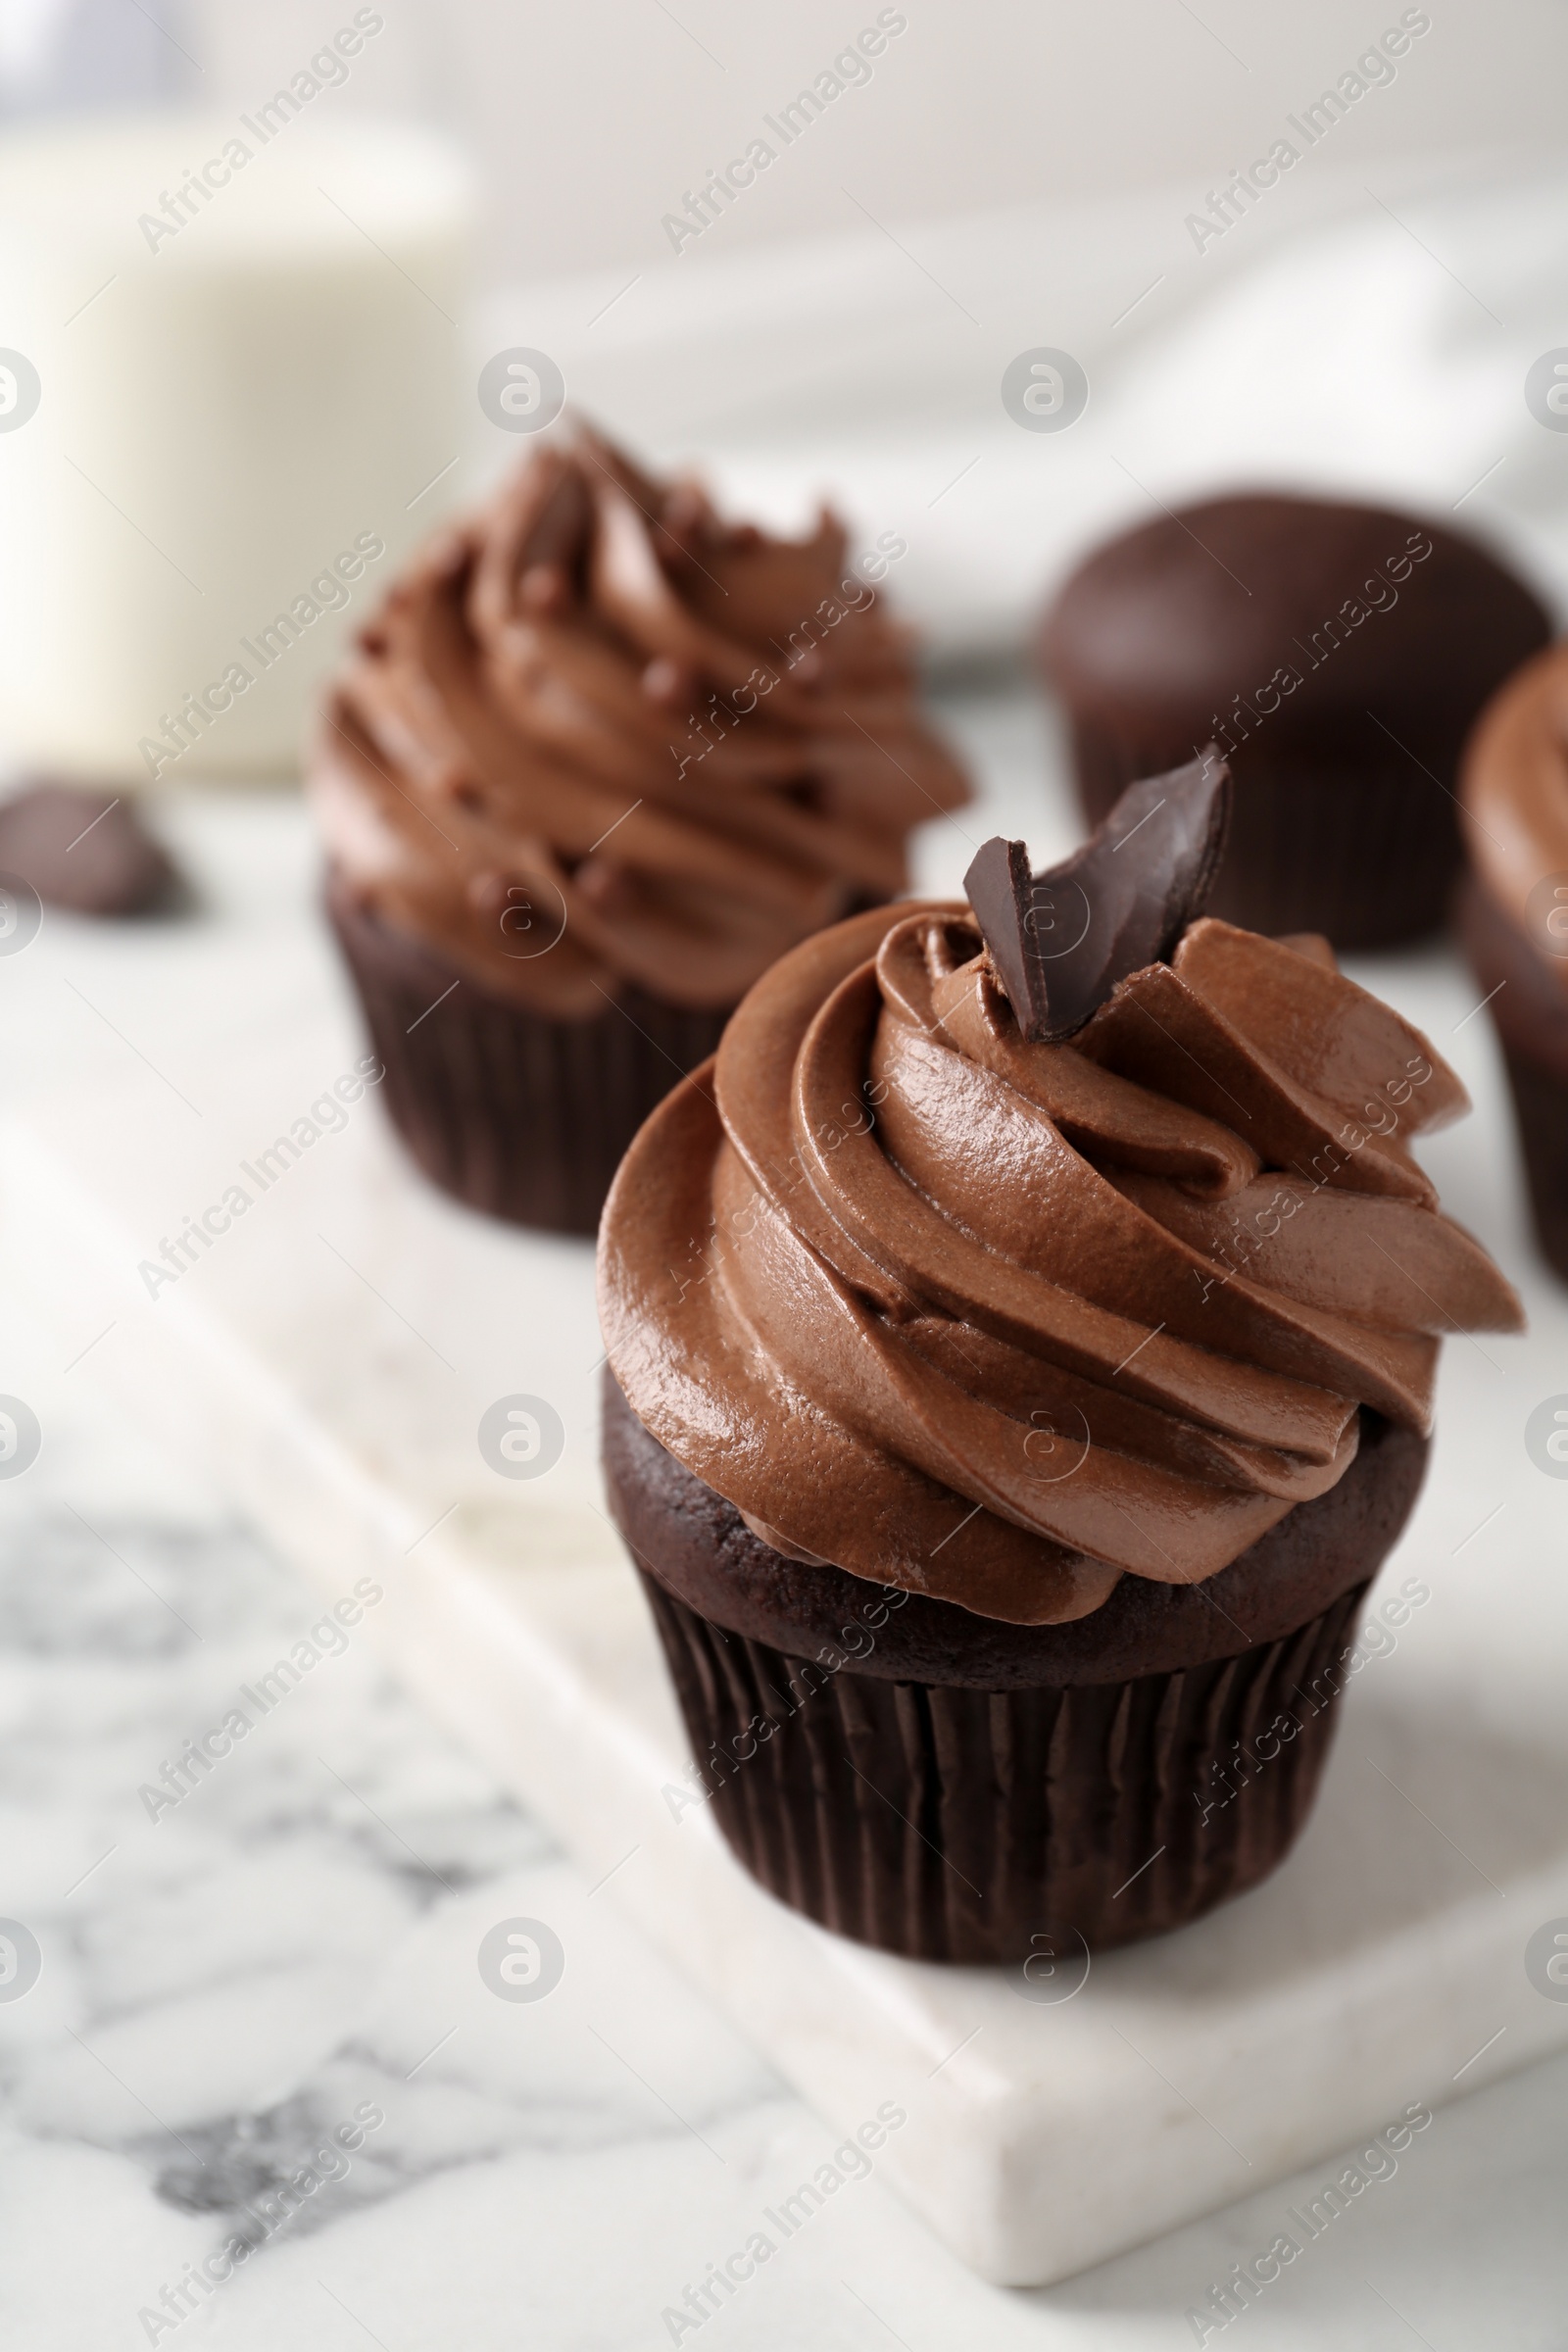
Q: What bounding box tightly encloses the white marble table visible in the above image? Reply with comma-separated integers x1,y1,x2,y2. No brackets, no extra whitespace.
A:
4,691,1568,2344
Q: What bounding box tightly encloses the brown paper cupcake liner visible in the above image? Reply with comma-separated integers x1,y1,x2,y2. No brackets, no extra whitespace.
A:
1070,719,1460,951
326,873,731,1237
641,1567,1368,1964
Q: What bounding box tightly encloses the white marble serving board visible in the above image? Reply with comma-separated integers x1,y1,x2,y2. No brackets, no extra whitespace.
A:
7,714,1568,2287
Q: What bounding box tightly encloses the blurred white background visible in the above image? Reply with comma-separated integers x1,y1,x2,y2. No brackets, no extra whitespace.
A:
8,0,1552,276
0,0,1562,282
3,2,1567,716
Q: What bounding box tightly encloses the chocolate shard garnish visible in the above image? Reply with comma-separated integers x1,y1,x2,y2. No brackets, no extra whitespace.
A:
962,747,1231,1043
0,782,179,916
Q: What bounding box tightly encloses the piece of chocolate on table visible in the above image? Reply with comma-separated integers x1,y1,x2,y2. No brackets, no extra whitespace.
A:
0,782,178,916
963,748,1231,1042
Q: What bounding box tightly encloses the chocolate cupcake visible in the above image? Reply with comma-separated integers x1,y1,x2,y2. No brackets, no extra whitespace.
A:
1040,493,1549,950
599,760,1521,1961
1458,640,1568,1280
309,428,968,1235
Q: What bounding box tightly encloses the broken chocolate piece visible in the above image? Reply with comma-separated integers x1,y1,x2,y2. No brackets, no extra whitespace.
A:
0,783,176,916
963,748,1231,1042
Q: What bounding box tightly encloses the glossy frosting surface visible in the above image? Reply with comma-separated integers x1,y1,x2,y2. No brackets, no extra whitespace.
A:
309,431,969,1014
599,906,1520,1625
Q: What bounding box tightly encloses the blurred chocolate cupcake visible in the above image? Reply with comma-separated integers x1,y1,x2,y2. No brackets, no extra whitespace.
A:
599,761,1520,1962
310,427,968,1235
1041,492,1549,950
1458,641,1568,1279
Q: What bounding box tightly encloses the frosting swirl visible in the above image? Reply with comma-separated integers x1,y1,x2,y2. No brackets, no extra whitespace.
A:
309,429,969,1015
1461,639,1568,960
599,906,1520,1626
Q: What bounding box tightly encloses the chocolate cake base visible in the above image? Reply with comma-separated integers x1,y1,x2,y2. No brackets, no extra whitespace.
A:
327,874,732,1237
1457,871,1568,1281
1040,493,1550,952
604,1375,1428,1962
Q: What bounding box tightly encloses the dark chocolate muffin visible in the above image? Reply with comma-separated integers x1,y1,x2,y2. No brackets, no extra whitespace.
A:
597,781,1522,1963
607,1376,1424,1961
1458,639,1568,1280
1040,492,1549,950
308,424,968,1236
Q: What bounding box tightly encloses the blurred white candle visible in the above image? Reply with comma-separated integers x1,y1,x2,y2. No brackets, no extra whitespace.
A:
0,107,473,782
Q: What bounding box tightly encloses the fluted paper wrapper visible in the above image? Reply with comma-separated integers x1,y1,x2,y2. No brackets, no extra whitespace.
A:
642,1569,1369,1962
327,875,731,1237
1071,722,1457,951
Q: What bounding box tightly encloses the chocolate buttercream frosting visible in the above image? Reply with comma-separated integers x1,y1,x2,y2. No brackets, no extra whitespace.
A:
309,428,969,1016
600,804,1520,1627
1460,639,1568,963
